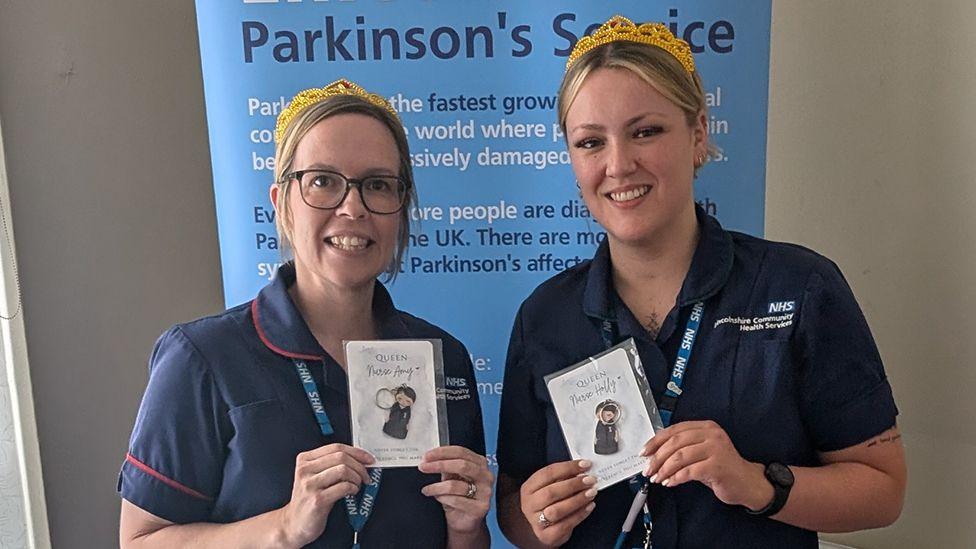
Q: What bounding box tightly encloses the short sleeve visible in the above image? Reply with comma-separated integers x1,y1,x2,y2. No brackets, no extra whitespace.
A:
118,326,229,523
795,262,898,452
496,304,547,481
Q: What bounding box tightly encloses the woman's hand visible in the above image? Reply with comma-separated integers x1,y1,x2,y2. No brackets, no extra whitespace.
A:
641,420,770,509
278,444,376,548
419,446,494,536
517,460,597,548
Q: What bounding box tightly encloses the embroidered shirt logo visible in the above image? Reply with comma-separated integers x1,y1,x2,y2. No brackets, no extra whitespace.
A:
714,301,797,333
441,376,472,401
445,376,468,388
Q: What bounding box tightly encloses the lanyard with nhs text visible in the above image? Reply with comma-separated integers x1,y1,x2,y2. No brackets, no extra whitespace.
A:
293,359,382,549
602,301,705,549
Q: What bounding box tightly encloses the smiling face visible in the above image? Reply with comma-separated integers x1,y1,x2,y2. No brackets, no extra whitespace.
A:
395,392,414,407
272,113,402,293
564,67,707,248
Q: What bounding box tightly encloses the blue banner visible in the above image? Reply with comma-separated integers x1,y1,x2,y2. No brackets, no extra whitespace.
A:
195,1,770,544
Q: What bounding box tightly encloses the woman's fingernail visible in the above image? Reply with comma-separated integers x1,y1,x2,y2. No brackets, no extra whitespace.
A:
649,474,658,484
585,488,598,498
586,502,596,513
579,460,592,469
582,475,597,486
661,478,671,487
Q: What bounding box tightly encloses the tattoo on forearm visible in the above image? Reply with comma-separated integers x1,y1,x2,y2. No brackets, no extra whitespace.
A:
866,434,902,447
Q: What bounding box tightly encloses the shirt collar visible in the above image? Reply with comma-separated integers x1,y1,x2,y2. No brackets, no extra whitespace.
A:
252,262,408,360
582,204,734,320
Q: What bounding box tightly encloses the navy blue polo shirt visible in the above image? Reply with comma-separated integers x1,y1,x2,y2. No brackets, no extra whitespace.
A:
119,263,485,548
498,207,897,548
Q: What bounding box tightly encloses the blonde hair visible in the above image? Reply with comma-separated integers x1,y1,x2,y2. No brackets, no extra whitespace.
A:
557,40,717,169
272,95,416,281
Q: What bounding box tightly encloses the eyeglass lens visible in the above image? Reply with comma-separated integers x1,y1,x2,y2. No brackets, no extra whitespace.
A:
298,170,405,213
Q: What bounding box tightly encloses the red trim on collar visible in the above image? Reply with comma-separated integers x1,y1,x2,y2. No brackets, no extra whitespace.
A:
125,453,213,502
250,300,321,361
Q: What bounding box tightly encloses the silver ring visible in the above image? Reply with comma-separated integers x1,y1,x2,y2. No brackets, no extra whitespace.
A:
465,481,477,499
538,510,552,528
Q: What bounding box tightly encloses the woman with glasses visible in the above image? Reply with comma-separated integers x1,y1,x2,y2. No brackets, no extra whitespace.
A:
119,80,492,548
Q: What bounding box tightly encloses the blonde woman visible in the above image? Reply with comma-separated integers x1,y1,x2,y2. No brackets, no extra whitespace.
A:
120,80,492,548
496,16,905,549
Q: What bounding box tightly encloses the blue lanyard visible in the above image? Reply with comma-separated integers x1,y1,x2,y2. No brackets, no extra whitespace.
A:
293,359,383,548
601,301,705,549
294,360,334,436
345,468,383,548
659,301,704,426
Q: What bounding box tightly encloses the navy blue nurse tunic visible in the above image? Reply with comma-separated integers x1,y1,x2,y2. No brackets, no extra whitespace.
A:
119,262,486,548
497,206,898,548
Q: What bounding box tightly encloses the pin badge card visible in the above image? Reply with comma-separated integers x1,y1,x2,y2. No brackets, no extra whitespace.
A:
544,338,664,490
345,340,449,467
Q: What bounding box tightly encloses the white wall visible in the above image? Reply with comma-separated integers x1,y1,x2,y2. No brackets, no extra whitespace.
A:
0,339,29,547
767,1,976,547
0,114,51,548
0,0,972,547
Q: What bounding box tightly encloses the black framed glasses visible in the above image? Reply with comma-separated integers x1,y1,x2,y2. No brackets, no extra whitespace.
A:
284,169,409,215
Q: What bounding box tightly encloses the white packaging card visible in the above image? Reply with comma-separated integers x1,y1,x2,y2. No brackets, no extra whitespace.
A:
544,338,664,490
345,339,448,467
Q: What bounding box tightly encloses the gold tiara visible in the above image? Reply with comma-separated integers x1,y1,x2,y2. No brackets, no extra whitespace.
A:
566,15,696,74
274,79,400,143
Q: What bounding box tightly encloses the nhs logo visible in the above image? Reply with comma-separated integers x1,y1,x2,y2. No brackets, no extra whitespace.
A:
768,300,795,313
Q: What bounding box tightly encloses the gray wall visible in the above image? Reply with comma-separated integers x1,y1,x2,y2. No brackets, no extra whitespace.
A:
766,2,976,547
0,2,223,547
1,0,973,548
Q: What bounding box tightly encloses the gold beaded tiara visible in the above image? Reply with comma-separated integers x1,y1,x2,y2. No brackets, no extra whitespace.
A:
274,79,400,143
566,15,696,74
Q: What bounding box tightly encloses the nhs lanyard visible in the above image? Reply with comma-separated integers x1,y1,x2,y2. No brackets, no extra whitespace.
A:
602,301,705,549
293,359,383,549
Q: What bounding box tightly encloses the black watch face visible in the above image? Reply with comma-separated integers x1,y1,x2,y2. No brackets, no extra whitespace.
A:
767,463,794,487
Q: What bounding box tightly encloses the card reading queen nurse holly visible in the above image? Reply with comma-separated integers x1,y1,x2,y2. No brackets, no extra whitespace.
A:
544,338,665,490
345,340,449,467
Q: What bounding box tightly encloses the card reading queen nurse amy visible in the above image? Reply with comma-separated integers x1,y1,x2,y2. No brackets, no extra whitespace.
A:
345,340,449,467
544,338,665,490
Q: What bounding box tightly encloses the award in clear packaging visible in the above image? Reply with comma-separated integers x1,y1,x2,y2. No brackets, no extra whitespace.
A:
544,338,664,489
345,339,450,467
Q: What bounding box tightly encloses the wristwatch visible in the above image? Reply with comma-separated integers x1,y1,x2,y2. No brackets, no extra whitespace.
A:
746,462,794,517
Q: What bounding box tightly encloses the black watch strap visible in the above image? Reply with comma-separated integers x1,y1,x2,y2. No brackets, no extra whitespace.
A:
746,462,794,517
